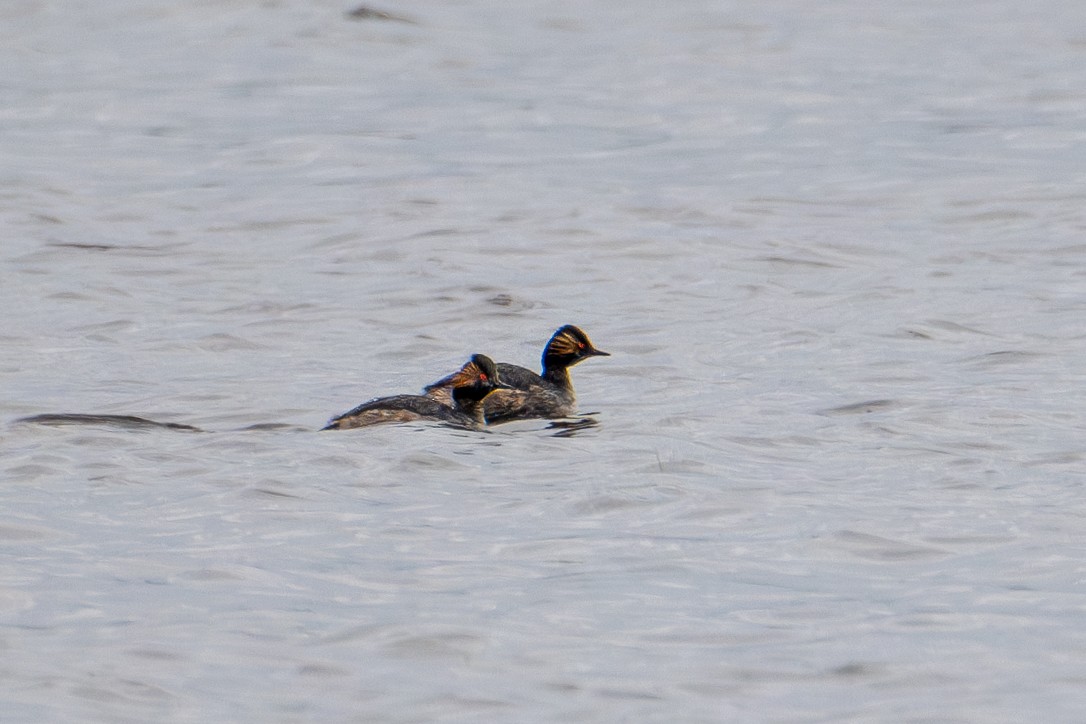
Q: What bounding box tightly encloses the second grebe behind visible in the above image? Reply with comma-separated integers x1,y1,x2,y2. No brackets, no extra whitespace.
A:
323,354,508,430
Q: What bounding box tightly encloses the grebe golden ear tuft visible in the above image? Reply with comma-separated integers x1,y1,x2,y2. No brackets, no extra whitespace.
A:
548,325,609,358
470,354,512,389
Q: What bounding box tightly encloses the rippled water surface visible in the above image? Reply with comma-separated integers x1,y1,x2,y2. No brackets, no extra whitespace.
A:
4,0,1086,720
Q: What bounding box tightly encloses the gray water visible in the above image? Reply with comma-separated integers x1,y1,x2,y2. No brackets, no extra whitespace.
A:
3,0,1086,721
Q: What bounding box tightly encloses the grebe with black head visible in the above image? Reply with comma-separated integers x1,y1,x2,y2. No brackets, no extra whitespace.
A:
424,325,608,424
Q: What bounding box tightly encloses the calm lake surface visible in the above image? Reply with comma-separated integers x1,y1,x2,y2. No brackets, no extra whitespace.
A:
3,0,1086,721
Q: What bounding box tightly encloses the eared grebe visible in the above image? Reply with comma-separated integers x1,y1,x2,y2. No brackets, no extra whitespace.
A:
322,354,508,430
424,325,608,424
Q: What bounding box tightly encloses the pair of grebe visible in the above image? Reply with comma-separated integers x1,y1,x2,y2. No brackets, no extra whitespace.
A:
322,325,608,430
